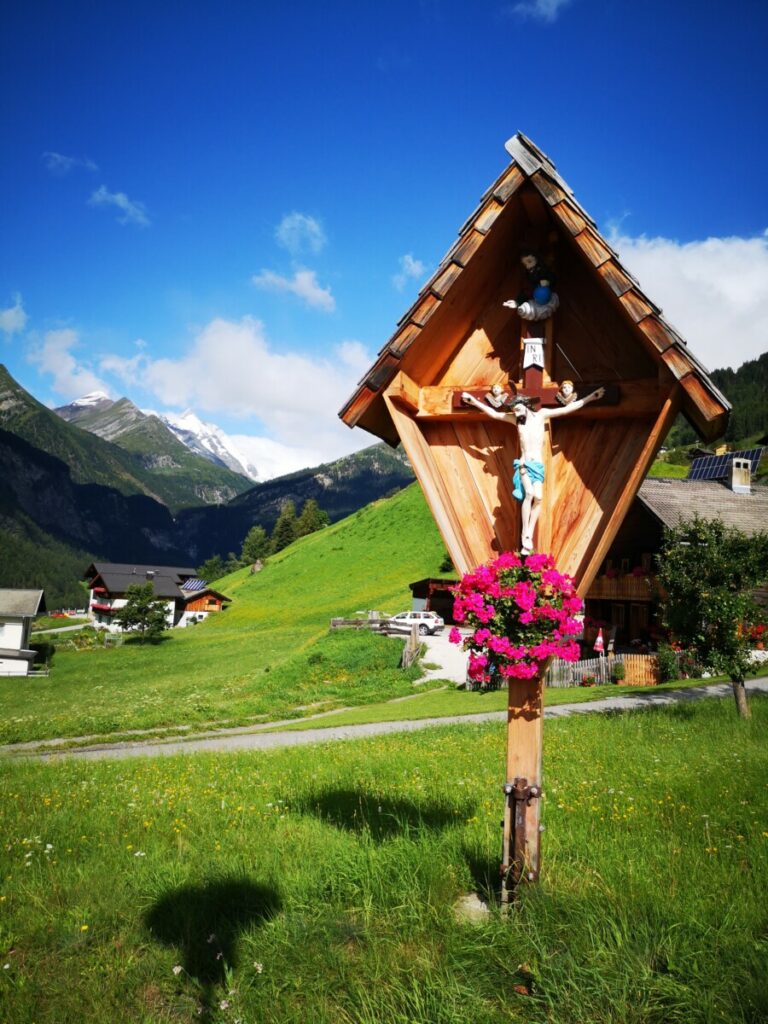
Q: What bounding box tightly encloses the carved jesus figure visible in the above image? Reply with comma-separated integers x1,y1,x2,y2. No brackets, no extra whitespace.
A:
461,387,605,554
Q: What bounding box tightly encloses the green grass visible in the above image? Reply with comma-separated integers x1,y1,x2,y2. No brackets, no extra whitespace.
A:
1,696,766,1023
646,462,689,478
0,484,448,744
31,616,90,632
265,676,737,732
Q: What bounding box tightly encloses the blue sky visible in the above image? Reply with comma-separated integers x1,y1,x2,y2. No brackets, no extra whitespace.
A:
2,0,767,478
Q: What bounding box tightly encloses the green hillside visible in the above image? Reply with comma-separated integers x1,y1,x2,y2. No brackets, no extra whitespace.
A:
0,483,448,743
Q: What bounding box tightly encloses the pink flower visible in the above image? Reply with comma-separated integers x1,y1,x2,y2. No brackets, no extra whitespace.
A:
448,627,462,645
524,553,553,572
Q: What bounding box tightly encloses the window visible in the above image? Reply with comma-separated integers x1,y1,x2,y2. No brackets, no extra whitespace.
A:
611,604,625,628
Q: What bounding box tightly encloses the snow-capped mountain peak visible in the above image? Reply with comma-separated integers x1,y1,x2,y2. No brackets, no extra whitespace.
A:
155,410,259,481
72,391,112,407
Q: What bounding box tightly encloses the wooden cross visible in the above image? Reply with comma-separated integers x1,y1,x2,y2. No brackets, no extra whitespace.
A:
453,318,620,416
451,315,619,905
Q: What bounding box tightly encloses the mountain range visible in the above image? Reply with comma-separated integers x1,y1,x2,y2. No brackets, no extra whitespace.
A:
0,365,415,605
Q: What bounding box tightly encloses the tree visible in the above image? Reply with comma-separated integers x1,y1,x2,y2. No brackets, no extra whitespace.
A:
296,499,329,538
656,516,768,718
269,500,298,554
198,555,224,583
240,524,269,564
112,583,169,644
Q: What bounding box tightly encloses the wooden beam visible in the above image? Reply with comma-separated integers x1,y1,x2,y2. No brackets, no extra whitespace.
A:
412,379,661,419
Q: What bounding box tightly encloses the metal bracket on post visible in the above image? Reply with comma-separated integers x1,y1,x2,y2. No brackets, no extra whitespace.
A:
500,777,541,905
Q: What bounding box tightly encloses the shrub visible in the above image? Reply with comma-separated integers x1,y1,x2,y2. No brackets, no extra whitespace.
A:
611,661,626,683
657,642,679,682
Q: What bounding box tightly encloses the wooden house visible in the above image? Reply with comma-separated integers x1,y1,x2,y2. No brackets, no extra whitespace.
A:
586,470,768,646
85,562,230,630
340,133,730,591
0,589,46,676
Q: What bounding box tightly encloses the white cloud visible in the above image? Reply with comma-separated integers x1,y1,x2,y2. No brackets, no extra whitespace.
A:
88,185,150,227
98,316,373,477
392,253,427,291
275,212,327,256
252,268,335,312
0,294,28,336
507,0,571,21
607,228,768,372
28,328,111,398
43,151,98,174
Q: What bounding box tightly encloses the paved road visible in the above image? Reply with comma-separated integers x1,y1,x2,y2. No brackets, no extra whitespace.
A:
12,678,767,763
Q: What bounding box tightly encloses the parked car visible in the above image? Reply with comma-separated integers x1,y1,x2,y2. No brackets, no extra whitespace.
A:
388,611,445,636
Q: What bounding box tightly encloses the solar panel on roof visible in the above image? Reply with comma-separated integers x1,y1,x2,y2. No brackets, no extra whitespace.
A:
688,447,763,481
181,578,206,591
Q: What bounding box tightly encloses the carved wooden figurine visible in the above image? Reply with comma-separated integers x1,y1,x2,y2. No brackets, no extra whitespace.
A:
503,252,560,322
461,386,606,554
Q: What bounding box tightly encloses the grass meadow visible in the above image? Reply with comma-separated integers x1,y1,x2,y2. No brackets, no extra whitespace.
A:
0,485,451,745
1,696,767,1023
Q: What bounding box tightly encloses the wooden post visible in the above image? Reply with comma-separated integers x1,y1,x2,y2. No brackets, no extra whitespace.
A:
501,671,544,905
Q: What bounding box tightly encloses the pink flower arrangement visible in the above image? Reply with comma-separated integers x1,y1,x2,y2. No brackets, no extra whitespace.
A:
450,551,583,683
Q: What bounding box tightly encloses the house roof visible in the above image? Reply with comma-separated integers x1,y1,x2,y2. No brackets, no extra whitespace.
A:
637,479,768,535
182,588,230,605
340,132,730,444
85,562,197,600
0,589,46,617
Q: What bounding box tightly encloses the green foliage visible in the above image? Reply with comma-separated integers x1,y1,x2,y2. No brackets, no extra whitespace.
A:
269,499,298,553
610,660,625,683
711,352,768,442
439,550,454,572
0,514,90,609
656,516,768,683
296,498,329,538
197,554,224,583
112,583,169,644
29,640,55,666
239,524,268,564
656,642,680,683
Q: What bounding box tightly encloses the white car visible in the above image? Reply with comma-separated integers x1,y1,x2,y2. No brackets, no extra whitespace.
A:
388,611,445,636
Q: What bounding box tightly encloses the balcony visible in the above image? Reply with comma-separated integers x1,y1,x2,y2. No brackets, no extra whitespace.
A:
91,602,114,614
586,574,655,602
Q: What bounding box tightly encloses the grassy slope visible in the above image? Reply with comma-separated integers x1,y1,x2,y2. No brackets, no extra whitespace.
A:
0,483,449,743
0,696,766,1023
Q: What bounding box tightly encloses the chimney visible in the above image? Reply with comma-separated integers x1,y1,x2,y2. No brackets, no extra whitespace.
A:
731,457,751,495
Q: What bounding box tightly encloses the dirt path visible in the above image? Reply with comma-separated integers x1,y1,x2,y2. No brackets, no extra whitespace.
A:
10,678,767,762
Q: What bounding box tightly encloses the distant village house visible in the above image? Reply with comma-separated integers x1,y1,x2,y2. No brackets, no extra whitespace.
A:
85,562,230,631
0,589,46,676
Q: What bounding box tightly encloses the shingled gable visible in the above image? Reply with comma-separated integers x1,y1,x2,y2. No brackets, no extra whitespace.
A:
339,132,730,445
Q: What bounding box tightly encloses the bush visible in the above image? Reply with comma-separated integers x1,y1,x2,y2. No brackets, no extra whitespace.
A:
29,641,55,666
657,643,679,682
611,661,625,683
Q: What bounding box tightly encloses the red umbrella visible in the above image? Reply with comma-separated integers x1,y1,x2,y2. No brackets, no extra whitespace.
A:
594,628,605,653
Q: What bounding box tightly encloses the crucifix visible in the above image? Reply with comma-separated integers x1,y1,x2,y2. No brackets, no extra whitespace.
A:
456,297,613,905
458,301,614,555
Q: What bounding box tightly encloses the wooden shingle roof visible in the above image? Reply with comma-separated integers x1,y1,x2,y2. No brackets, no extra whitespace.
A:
340,132,730,444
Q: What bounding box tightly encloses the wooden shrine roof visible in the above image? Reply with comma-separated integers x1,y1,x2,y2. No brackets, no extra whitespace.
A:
339,132,730,444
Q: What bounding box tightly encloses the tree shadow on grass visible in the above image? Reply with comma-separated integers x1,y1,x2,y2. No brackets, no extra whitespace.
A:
145,877,280,1018
291,787,476,841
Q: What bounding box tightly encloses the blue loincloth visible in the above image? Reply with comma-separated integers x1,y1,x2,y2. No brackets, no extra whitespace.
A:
512,458,545,501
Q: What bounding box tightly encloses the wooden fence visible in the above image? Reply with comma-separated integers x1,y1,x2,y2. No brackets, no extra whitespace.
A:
546,653,661,688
